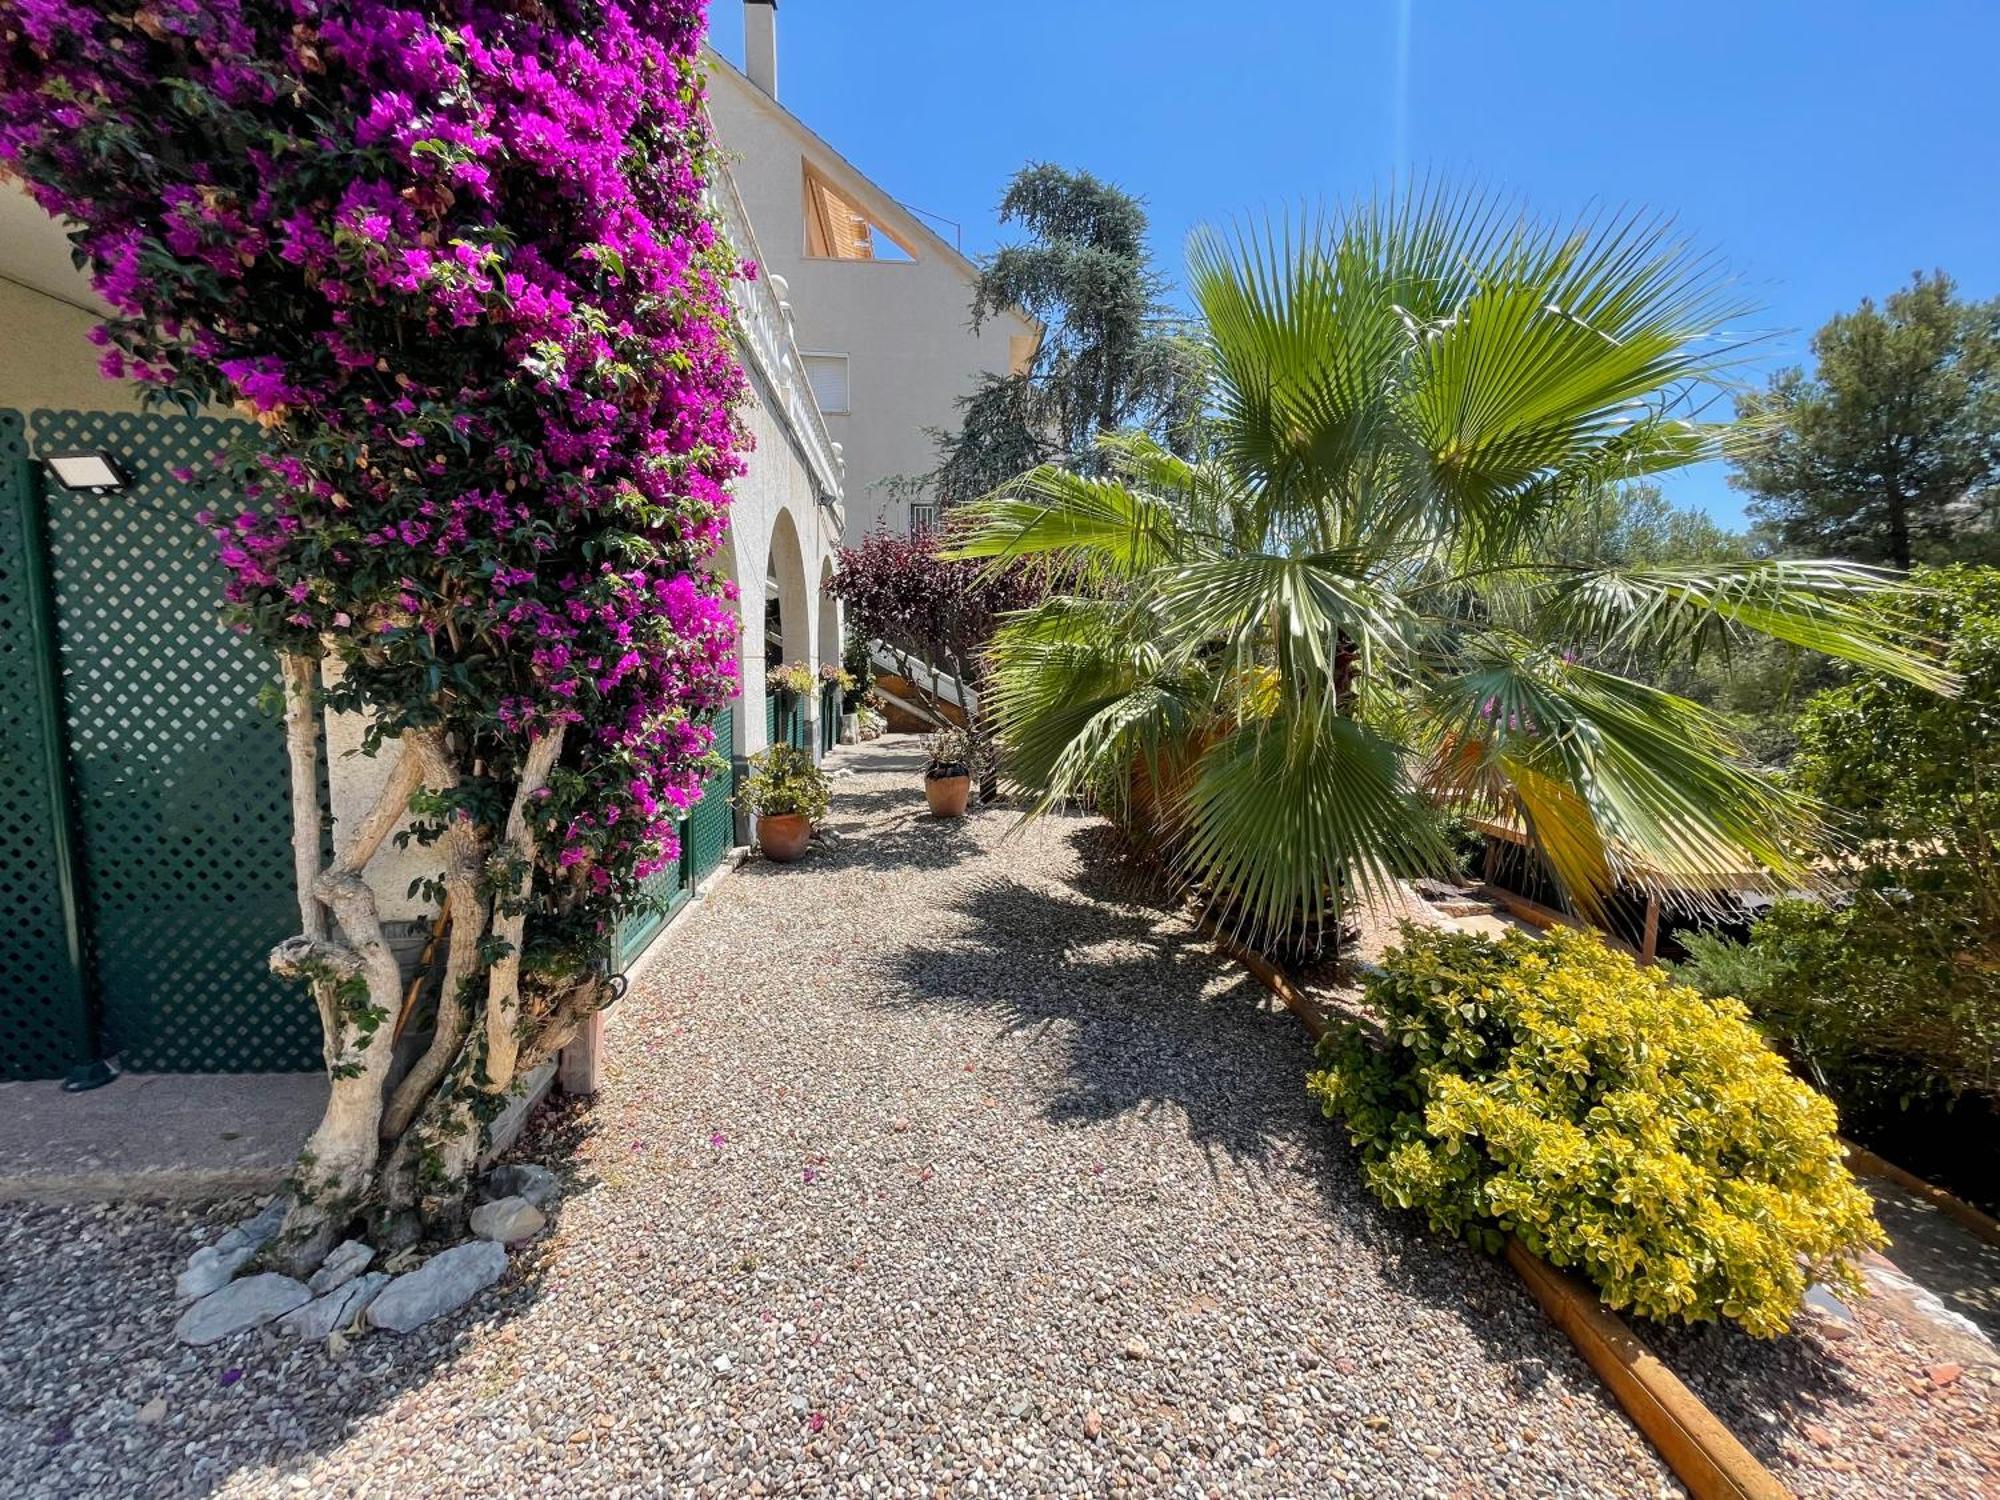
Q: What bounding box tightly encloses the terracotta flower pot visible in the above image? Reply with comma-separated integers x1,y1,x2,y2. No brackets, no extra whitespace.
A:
757,812,813,863
925,773,972,818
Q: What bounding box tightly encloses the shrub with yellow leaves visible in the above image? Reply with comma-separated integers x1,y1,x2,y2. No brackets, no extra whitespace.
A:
1308,924,1882,1336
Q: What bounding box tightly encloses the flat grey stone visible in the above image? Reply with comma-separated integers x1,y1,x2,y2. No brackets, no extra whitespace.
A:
214,1198,287,1256
307,1239,374,1295
365,1241,507,1334
174,1273,309,1346
469,1196,545,1244
1803,1282,1856,1326
176,1242,255,1301
482,1163,558,1207
279,1271,390,1341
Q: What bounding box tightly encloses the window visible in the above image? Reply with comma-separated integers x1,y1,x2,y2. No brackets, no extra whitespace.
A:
803,162,917,263
802,353,849,415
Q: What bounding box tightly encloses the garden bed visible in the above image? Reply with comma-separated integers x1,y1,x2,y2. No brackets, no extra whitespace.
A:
1286,885,2000,1500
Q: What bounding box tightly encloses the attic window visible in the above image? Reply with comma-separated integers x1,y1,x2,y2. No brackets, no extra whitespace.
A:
803,163,916,263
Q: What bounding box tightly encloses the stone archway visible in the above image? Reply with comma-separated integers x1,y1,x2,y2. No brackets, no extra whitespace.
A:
763,505,810,675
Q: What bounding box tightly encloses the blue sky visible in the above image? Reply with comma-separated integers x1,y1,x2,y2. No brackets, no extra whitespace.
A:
709,2,1999,525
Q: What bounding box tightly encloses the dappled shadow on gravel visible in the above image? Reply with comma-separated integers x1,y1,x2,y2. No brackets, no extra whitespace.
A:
1646,1320,1865,1475
0,1104,603,1499
880,820,1634,1377
884,866,1297,1166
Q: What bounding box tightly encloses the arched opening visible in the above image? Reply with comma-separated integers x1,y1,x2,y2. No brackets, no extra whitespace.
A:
760,506,811,752
763,506,808,669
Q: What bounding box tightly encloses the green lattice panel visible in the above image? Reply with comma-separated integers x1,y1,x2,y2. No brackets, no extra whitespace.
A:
688,704,735,884
0,411,92,1079
615,705,736,967
33,410,317,1073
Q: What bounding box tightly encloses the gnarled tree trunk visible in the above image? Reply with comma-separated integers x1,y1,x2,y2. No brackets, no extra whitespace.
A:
263,652,607,1276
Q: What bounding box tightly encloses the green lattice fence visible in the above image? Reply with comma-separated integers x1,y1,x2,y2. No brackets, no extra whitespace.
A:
0,409,318,1078
615,704,736,967
764,690,808,752
0,411,91,1080
686,704,736,883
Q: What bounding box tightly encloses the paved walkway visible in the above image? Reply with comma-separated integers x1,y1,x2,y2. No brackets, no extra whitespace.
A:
0,1073,327,1204
0,738,1676,1498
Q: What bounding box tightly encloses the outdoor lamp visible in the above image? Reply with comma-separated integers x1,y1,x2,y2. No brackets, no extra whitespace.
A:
42,450,130,494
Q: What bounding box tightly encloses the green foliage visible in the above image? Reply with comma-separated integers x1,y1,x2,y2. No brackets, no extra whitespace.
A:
1310,926,1882,1336
950,186,1944,952
1794,564,2000,858
840,629,874,711
920,163,1207,506
733,745,831,823
1679,895,2000,1111
1678,564,2000,1112
1731,273,2000,568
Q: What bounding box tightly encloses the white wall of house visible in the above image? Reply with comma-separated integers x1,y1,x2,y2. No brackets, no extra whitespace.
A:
0,187,145,414
707,30,1036,540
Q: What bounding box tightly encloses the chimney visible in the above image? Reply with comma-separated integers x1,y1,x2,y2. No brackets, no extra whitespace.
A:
744,0,777,98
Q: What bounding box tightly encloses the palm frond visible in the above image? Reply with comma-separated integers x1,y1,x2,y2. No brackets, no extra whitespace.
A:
1532,560,1955,690
941,466,1193,583
1146,552,1413,709
1422,640,1819,913
1170,710,1449,948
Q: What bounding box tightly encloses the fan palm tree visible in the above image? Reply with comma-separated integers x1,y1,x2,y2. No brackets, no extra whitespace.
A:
943,187,1952,951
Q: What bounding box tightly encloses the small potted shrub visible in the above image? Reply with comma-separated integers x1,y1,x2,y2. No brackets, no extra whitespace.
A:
922,725,974,817
767,660,817,699
735,744,831,863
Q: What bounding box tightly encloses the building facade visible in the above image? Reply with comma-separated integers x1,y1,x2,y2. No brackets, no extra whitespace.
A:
707,1,1038,540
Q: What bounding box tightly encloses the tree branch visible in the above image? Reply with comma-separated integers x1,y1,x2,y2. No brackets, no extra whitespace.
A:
380,733,491,1139
481,729,566,1093
279,651,327,943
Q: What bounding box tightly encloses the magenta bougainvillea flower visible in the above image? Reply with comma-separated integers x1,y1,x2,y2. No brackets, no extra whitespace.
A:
0,0,750,950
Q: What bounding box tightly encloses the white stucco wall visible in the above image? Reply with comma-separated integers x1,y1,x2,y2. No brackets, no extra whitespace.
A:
0,279,149,414
0,185,143,413
707,58,1035,540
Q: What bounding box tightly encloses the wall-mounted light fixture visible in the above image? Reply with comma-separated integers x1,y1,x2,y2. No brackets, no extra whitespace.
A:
42,450,130,494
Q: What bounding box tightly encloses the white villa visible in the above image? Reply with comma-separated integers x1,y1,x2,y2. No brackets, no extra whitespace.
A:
709,0,1038,540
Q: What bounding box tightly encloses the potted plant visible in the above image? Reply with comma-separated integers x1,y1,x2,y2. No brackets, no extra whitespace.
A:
767,660,817,699
735,744,831,863
821,661,859,743
923,725,974,817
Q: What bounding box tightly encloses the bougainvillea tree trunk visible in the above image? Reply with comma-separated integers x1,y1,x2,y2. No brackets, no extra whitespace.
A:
1,0,749,1273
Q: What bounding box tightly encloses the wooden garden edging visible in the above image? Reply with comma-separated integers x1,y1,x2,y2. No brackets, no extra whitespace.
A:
1202,917,1795,1500
1840,1138,2000,1250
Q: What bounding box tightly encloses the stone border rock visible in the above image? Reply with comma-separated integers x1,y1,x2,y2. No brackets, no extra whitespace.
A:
1203,915,1795,1500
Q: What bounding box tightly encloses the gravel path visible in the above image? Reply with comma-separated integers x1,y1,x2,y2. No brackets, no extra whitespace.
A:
1,737,1680,1498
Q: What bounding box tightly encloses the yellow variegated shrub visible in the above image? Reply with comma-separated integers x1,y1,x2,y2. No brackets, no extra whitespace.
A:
1308,924,1882,1336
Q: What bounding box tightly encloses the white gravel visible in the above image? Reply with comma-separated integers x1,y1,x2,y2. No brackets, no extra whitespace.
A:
0,737,1680,1498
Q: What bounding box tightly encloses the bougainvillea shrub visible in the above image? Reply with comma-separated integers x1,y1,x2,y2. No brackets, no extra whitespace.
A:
0,0,750,1258
1308,925,1881,1336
